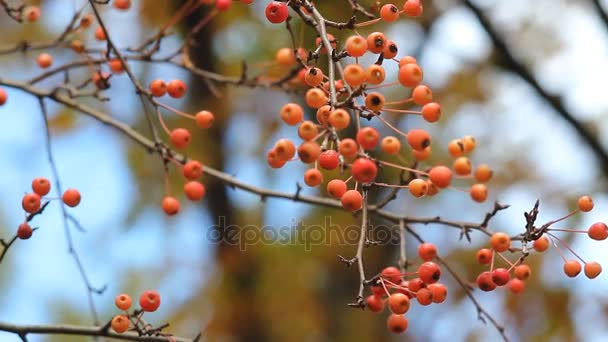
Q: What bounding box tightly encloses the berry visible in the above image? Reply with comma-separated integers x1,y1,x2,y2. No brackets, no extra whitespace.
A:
408,178,427,198
475,248,492,265
452,157,472,176
351,158,378,183
305,88,328,109
344,35,368,57
267,149,286,168
183,160,203,180
474,164,493,183
381,136,401,155
490,232,511,252
303,169,323,187
95,27,106,41
343,64,367,87
584,261,602,279
22,193,41,214
563,259,582,278
341,190,363,211
398,63,423,88
280,103,304,126
297,141,321,164
476,271,497,292
415,288,433,306
387,314,408,334
167,79,187,98
428,166,452,188
356,127,380,150
365,92,385,112
577,195,594,212
274,139,296,161
195,110,214,128
417,262,441,284
412,146,431,161
216,0,232,11
461,135,476,153
17,223,33,240
403,0,423,17
111,315,129,333
447,139,464,157
328,109,351,130
139,290,161,312
380,4,400,22
406,129,430,151
184,181,205,201
514,264,531,280
62,189,81,207
265,1,289,23
407,278,426,292
170,128,191,149
327,179,347,199
427,283,447,303
304,67,324,87
366,65,385,85
298,121,318,141
417,243,437,261
470,183,488,203
162,196,180,216
412,86,433,106
588,222,608,241
316,105,331,125
366,295,385,312
109,58,125,74
0,87,6,105
338,139,358,159
398,56,417,67
508,278,525,294
366,32,386,54
115,294,132,311
388,293,410,314
113,0,131,10
149,80,167,97
318,150,340,170
37,53,53,69
381,266,402,284
32,177,51,196
24,6,40,22
491,268,510,286
533,235,550,252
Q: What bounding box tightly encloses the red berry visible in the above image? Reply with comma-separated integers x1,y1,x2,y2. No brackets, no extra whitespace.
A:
341,190,363,211
111,315,129,333
31,177,51,196
113,0,131,10
162,196,180,216
588,222,608,241
417,243,437,261
318,150,340,170
182,160,203,180
476,271,497,292
115,294,132,311
22,193,41,213
388,293,410,314
0,87,7,105
351,158,378,183
139,290,161,312
366,295,385,312
195,110,214,128
326,179,347,199
265,1,289,23
387,314,408,334
170,128,191,149
428,166,452,188
381,266,402,284
508,278,525,294
184,181,205,201
417,262,441,284
427,283,447,303
491,268,510,286
17,223,33,240
62,189,81,207
356,127,380,150
167,79,187,98
216,0,232,11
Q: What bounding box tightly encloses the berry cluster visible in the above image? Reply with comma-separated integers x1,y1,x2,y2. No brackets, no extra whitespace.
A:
110,290,170,337
17,177,81,240
365,243,446,334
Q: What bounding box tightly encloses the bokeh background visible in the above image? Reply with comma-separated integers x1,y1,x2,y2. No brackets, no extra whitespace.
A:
1,0,608,341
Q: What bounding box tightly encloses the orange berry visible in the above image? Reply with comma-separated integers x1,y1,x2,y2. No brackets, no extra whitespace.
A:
588,222,608,241
17,223,33,240
415,288,433,305
62,189,81,207
161,196,180,215
398,56,417,67
563,259,582,278
412,146,431,161
380,4,400,22
364,92,385,112
92,71,111,89
316,105,331,125
184,181,205,201
490,232,511,252
24,6,40,22
303,168,323,187
109,58,124,74
382,40,399,59
182,160,203,180
408,178,427,198
417,261,441,284
475,248,492,265
344,35,368,57
398,63,423,88
113,0,132,10
298,121,318,141
37,53,53,69
79,14,93,28
461,135,476,153
381,266,402,283
170,128,191,149
139,290,161,312
417,242,437,261
508,278,525,294
31,177,51,196
94,27,106,41
275,48,296,66
341,190,363,211
388,293,410,314
428,283,447,303
412,85,433,105
280,103,304,125
577,195,594,212
366,32,386,54
470,183,488,203
425,180,439,196
356,127,380,150
351,158,377,183
513,264,531,280
533,235,550,252
111,315,130,333
421,102,441,122
584,261,602,279
274,138,296,161
339,138,358,159
71,40,85,53
115,294,132,311
0,87,6,105
366,295,385,312
328,108,351,130
149,79,167,97
452,157,472,176
327,179,347,199
366,64,385,85
381,136,401,155
315,33,336,53
476,271,496,292
304,67,324,87
167,79,187,98
428,166,452,188
406,128,430,151
447,139,464,157
267,149,286,168
343,64,367,88
297,141,321,164
305,88,328,109
403,0,423,17
474,164,493,183
195,110,214,128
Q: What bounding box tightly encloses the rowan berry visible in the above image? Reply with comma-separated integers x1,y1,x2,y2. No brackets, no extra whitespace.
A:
167,79,187,98
533,235,550,252
470,183,488,203
381,136,401,155
139,290,161,312
344,35,367,57
514,264,531,280
327,179,347,199
588,222,608,241
111,315,129,333
447,139,464,157
428,166,452,188
62,189,81,207
341,190,363,211
474,164,493,183
452,157,472,176
418,243,437,261
113,0,131,10
216,0,232,11
425,180,439,196
364,92,385,112
406,128,430,151
366,295,385,312
388,293,410,314
328,108,351,130
365,64,385,85
490,232,510,252
412,146,431,161
476,248,493,265
109,58,124,74
297,141,321,164
280,103,304,125
298,121,318,141
275,48,296,66
267,149,286,168
0,87,6,105
380,4,400,22
427,283,447,303
476,271,496,292
182,160,203,180
461,135,476,153
318,150,340,170
491,268,510,286
366,32,386,54
387,314,408,334
421,102,441,122
305,88,328,109
161,196,180,216
398,56,417,67
184,181,205,201
398,63,423,88
418,262,441,284
79,14,93,28
265,1,289,23
577,195,594,212
316,105,331,125
149,79,167,97
408,178,427,198
343,64,367,88
584,261,602,279
304,67,324,87
31,177,51,196
508,278,525,294
37,53,53,69
403,0,423,17
412,85,433,106
351,158,378,183
338,138,358,159
407,278,426,292
382,266,402,284
115,294,132,311
17,223,32,240
303,169,323,187
24,6,40,22
94,27,106,41
170,128,191,149
416,288,433,306
356,127,380,150
563,259,582,278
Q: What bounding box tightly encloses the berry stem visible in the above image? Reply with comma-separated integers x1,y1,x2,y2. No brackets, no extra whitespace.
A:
154,100,196,120
545,232,587,264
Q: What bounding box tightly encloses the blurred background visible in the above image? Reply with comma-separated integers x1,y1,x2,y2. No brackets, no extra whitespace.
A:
1,0,608,341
